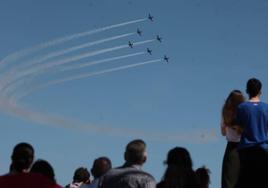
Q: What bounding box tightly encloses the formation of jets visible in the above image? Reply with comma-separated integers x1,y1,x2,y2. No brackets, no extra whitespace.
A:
127,14,170,63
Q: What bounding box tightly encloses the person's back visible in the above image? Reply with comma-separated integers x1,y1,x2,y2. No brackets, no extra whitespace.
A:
100,165,155,188
157,147,201,188
0,142,61,188
238,101,268,149
99,139,156,188
236,78,268,188
0,173,61,188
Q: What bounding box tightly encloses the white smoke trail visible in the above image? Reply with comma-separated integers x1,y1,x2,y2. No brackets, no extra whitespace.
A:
21,33,135,69
0,96,217,143
60,52,145,71
16,32,135,69
0,18,146,68
11,59,162,101
0,39,155,93
0,33,135,90
29,59,162,90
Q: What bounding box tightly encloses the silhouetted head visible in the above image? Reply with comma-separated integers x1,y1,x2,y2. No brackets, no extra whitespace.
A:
222,90,245,126
124,139,147,165
165,147,192,169
11,142,34,173
73,167,90,183
195,166,211,188
246,78,262,98
91,157,112,178
31,159,56,183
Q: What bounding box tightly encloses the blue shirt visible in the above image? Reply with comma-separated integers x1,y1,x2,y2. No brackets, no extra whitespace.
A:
237,101,268,150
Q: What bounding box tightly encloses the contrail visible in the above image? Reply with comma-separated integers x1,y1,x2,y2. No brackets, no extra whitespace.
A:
3,52,146,99
12,32,135,70
10,59,162,100
0,32,135,89
0,97,217,143
30,59,162,89
60,52,145,71
0,18,146,68
0,39,155,92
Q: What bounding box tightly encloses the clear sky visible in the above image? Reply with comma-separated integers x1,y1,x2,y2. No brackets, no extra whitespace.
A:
0,0,268,187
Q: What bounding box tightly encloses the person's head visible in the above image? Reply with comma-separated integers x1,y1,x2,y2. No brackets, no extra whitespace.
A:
222,90,245,125
91,157,112,178
124,139,147,165
11,142,34,173
195,166,211,188
165,147,192,169
30,159,56,183
246,78,262,98
73,167,90,183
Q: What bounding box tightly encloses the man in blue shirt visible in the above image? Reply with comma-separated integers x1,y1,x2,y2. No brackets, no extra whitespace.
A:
236,78,268,188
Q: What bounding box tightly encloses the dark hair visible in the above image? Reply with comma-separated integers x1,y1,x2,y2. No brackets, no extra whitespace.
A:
161,147,199,188
73,167,90,183
247,78,262,98
222,90,245,127
124,139,146,164
91,157,112,178
165,147,192,168
195,166,211,188
31,159,56,183
11,142,34,172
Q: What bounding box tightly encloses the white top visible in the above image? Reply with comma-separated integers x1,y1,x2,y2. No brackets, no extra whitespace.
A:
221,117,241,142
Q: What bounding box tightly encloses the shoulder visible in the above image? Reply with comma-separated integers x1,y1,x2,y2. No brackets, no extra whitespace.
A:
0,173,60,188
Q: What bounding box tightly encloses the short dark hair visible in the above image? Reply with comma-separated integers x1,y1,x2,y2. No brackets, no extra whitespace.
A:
31,159,56,183
247,78,262,98
11,142,34,172
91,157,112,178
124,139,146,164
73,167,90,183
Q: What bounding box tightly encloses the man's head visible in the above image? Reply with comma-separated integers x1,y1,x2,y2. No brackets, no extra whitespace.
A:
246,78,262,98
73,167,90,183
11,142,34,173
124,139,147,165
91,157,112,178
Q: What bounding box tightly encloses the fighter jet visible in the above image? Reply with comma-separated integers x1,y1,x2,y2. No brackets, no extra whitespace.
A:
156,35,162,42
148,14,154,21
163,55,170,62
147,48,152,55
137,28,142,36
128,41,133,48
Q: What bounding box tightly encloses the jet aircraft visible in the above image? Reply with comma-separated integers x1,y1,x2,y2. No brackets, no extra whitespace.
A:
137,28,142,36
147,48,152,55
156,35,162,42
128,41,133,48
148,14,154,21
163,55,170,62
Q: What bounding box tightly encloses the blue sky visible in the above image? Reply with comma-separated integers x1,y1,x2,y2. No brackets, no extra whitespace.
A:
1,0,268,187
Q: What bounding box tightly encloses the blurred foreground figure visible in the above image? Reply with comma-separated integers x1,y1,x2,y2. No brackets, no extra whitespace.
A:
0,142,61,188
157,147,209,188
81,157,112,188
99,139,156,188
221,90,245,188
235,78,268,188
65,167,90,188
